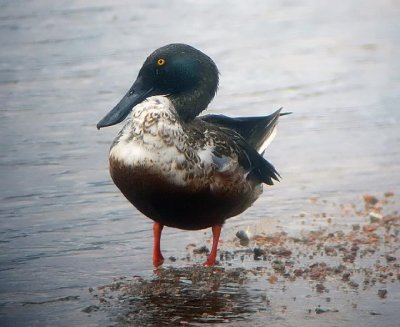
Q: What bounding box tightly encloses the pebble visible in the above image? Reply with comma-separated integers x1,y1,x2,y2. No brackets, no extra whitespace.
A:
193,246,209,254
363,224,378,233
81,305,99,313
342,272,351,281
363,194,379,206
324,246,338,256
272,260,286,273
236,230,250,246
315,307,329,314
268,275,278,284
377,289,387,298
253,248,266,260
369,212,382,223
316,283,326,293
348,280,359,288
385,255,396,262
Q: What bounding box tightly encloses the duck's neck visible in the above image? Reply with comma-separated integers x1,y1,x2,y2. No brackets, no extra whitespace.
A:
170,66,219,123
169,92,211,122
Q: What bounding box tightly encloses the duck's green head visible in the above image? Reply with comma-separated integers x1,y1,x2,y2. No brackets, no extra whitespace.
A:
97,43,219,129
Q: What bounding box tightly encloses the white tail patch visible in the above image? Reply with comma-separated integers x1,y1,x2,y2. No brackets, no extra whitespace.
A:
258,126,277,154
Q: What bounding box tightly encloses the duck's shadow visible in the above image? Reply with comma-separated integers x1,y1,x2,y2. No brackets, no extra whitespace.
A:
96,266,267,325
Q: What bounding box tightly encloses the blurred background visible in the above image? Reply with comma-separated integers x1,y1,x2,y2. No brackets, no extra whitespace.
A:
0,0,399,326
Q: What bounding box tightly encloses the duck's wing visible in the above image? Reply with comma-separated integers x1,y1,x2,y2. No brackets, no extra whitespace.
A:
201,109,289,154
216,126,280,185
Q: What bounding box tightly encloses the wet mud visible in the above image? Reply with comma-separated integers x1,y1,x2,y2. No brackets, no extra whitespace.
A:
90,193,399,326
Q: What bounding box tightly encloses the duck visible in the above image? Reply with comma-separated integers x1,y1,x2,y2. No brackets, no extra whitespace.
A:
97,43,287,267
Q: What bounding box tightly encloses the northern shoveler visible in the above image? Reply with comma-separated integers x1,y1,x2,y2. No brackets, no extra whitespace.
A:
97,43,287,267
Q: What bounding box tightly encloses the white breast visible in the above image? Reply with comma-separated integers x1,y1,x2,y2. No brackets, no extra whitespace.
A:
110,96,193,185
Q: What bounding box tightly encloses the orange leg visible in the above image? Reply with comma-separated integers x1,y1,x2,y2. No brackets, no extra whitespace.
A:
203,224,222,266
153,222,164,267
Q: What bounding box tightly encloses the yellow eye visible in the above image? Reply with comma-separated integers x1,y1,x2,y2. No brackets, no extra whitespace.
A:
157,58,166,66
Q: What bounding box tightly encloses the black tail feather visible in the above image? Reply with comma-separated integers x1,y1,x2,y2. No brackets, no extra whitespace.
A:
201,109,287,152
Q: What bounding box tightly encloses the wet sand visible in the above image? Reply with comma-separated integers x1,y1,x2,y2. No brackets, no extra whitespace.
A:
91,193,399,326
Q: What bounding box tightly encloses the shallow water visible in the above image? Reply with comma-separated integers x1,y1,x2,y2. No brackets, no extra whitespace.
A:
0,0,399,326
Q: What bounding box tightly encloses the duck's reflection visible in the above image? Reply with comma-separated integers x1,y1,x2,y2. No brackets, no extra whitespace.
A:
99,266,267,325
